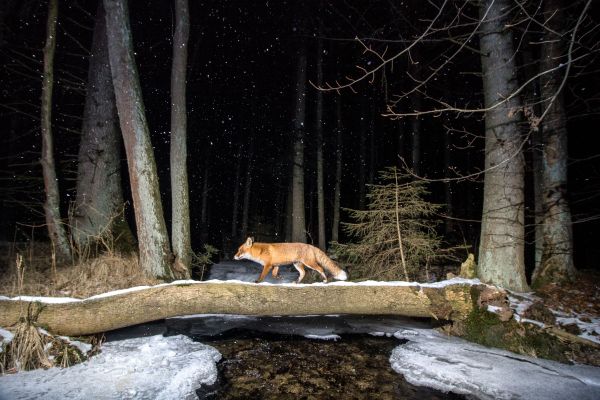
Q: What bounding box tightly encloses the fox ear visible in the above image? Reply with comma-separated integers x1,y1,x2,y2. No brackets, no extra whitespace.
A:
245,237,254,246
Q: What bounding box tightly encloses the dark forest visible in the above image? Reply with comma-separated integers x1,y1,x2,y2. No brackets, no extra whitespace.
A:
1,0,599,287
2,1,600,397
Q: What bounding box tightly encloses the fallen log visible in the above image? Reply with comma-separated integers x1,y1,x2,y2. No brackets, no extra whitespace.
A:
0,279,496,336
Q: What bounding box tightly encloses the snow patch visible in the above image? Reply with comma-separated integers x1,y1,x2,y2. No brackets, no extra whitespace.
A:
0,327,14,351
0,334,221,400
6,295,80,304
304,334,341,341
57,336,93,355
390,328,600,400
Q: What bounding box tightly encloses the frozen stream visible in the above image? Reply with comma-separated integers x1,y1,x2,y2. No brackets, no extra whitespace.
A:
2,263,600,399
109,314,463,399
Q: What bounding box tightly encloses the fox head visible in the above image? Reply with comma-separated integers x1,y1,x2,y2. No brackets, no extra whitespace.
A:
234,237,254,260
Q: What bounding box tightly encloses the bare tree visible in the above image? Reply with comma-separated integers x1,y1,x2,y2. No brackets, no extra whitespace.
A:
103,0,175,279
170,0,191,274
72,2,130,252
41,0,71,261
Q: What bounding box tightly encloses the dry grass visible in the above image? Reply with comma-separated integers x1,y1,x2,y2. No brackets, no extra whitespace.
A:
1,313,97,373
0,241,150,373
0,242,161,299
4,319,53,372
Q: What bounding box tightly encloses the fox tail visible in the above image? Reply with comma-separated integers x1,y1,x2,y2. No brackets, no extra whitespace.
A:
315,249,348,280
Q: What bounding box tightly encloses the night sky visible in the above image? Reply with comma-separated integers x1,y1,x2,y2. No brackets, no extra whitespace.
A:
1,1,599,271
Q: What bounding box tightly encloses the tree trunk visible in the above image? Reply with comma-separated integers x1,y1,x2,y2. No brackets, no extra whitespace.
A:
241,138,254,240
72,2,129,252
532,0,575,287
0,281,494,336
315,35,326,250
41,0,71,262
231,147,242,240
331,96,343,243
291,44,307,243
477,0,528,292
410,62,422,176
170,0,191,274
444,129,454,235
103,0,173,279
200,157,209,243
358,99,367,209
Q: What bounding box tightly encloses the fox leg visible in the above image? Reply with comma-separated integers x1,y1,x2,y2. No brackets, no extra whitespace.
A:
271,266,282,279
293,262,305,283
255,263,273,283
304,262,328,283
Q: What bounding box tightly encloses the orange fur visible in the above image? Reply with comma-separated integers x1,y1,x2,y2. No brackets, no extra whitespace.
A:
234,237,348,283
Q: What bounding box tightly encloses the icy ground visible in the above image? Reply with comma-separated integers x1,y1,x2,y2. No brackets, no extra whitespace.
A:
0,334,220,400
2,263,600,400
391,328,600,400
3,314,600,400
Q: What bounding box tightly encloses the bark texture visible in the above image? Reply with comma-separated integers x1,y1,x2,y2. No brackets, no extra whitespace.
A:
0,281,490,336
315,34,326,250
104,0,173,279
241,139,254,240
291,44,307,243
331,96,343,243
170,0,192,273
72,2,127,249
41,0,71,261
478,0,528,292
532,0,575,287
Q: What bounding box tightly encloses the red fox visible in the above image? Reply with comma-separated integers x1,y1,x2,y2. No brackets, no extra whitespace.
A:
233,237,348,283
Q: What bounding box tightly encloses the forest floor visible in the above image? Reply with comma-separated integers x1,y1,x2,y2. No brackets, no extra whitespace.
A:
0,242,159,298
535,270,600,318
1,242,600,367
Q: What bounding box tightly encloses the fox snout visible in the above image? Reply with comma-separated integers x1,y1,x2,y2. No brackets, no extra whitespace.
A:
233,249,246,260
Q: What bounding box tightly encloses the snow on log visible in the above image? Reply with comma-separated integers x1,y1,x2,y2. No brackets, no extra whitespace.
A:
0,279,501,336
